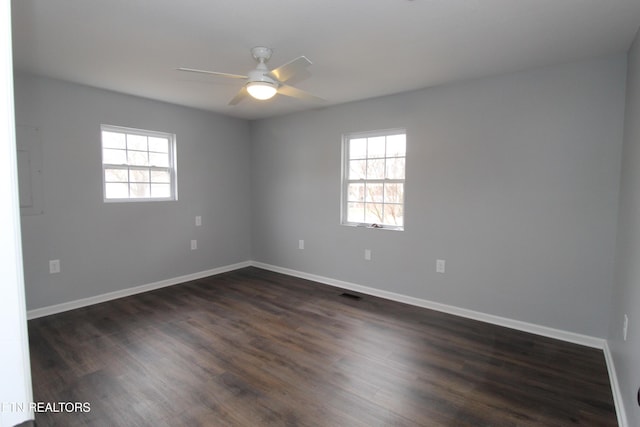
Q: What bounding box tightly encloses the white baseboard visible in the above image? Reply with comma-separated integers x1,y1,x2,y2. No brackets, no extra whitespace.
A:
252,261,634,424
603,342,628,427
251,261,606,349
28,259,606,348
26,259,626,425
26,261,251,319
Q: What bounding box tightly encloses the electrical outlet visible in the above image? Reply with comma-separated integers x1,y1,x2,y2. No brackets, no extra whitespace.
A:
436,259,446,273
190,240,197,250
195,216,202,226
49,259,60,274
364,249,372,261
623,314,629,341
299,239,304,250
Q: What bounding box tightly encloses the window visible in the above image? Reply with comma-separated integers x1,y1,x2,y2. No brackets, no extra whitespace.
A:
101,125,177,201
341,129,406,229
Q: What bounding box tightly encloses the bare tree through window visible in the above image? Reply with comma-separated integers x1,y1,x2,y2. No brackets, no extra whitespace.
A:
342,131,406,229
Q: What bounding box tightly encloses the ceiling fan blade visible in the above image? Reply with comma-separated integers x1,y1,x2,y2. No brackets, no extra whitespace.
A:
177,67,247,79
267,56,312,83
228,87,249,105
277,84,325,103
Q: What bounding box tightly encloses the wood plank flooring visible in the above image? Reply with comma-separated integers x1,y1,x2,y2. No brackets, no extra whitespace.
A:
28,267,617,426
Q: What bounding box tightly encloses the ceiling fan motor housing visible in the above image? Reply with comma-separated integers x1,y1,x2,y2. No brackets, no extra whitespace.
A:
247,65,277,86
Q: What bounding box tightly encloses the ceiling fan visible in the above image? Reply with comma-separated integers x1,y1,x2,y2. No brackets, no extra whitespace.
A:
178,47,325,105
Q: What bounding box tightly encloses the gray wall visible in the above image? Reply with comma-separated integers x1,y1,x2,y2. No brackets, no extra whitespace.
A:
609,28,640,426
251,55,626,338
14,74,252,310
15,55,628,340
14,52,634,420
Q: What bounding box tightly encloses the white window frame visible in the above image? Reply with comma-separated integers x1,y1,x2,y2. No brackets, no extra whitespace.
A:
101,124,177,202
341,128,407,231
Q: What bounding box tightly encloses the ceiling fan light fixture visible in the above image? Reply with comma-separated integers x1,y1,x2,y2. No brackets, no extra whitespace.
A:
179,47,323,105
246,81,277,100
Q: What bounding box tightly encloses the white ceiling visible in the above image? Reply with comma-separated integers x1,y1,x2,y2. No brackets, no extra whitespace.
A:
11,0,640,120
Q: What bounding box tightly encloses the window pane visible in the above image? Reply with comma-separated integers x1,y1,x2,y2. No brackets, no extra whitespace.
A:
151,183,171,198
347,202,365,223
386,134,406,157
342,130,406,229
385,183,404,203
365,183,384,203
104,168,128,183
364,203,384,224
129,183,150,198
127,134,147,151
103,148,127,165
347,183,364,202
130,169,150,183
367,136,386,158
366,159,385,179
148,137,169,153
349,138,367,159
128,150,149,166
105,183,128,199
349,160,366,180
151,170,170,183
149,152,169,167
386,157,405,179
384,204,404,227
101,125,176,202
102,131,126,149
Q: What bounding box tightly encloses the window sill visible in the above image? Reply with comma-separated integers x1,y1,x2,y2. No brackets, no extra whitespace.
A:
104,197,176,203
341,223,404,232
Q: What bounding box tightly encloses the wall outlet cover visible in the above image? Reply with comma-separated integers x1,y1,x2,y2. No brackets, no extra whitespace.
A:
49,259,60,274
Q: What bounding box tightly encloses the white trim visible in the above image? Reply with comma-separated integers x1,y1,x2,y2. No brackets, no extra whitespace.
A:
251,261,606,349
1,0,34,422
101,124,177,202
25,259,625,425
259,260,626,424
603,341,628,427
27,259,608,349
26,261,251,319
341,128,407,229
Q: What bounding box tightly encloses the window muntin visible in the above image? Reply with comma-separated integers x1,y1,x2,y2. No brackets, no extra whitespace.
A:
101,125,177,202
342,129,406,229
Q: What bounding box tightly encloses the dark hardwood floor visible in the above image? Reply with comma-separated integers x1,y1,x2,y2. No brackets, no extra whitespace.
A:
28,267,617,426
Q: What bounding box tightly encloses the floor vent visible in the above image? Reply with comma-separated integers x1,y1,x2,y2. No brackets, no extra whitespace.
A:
339,292,362,301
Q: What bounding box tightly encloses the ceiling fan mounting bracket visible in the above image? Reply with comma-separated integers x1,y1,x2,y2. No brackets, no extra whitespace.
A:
251,46,273,63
